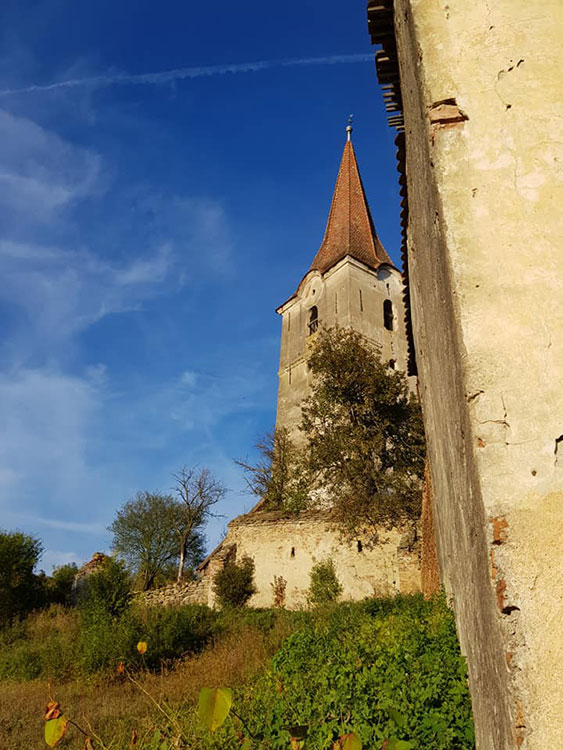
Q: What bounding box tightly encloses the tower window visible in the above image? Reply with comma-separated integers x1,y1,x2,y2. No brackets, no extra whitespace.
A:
389,359,396,370
383,299,394,331
359,289,363,312
308,306,319,335
357,540,363,553
290,547,295,558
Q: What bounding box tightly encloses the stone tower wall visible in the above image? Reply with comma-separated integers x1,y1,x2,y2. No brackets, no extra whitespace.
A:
276,257,409,440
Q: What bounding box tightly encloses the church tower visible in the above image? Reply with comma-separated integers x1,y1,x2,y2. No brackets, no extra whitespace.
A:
275,126,410,439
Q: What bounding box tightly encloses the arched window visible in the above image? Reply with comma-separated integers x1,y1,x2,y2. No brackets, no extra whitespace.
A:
308,306,319,335
383,299,394,331
388,359,396,370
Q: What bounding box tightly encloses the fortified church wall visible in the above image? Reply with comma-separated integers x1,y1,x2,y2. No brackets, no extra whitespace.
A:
146,129,422,610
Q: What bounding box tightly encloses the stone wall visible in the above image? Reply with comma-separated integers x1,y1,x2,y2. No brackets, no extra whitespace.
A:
140,577,209,608
139,511,420,611
382,1,563,747
222,510,420,609
276,258,409,442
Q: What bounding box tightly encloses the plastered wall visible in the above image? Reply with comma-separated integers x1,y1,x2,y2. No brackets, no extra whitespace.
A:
276,258,408,439
225,511,420,609
392,1,563,747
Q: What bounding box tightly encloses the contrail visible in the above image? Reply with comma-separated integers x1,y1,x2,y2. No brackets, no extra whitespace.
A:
0,53,373,97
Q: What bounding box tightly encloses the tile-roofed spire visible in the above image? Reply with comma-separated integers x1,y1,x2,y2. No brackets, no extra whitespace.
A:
309,131,393,275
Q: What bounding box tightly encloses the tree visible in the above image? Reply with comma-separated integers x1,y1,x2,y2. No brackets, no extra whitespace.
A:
302,327,426,536
109,492,179,590
213,555,256,608
0,530,44,625
235,428,310,512
47,562,79,606
171,467,226,583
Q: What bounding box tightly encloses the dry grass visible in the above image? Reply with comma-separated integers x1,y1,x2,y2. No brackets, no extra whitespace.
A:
0,619,293,750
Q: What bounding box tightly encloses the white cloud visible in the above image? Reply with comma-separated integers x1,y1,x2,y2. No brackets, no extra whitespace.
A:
0,109,102,223
0,106,246,569
0,368,98,512
0,240,174,359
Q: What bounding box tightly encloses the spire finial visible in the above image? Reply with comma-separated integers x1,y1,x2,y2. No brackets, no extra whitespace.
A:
346,114,353,141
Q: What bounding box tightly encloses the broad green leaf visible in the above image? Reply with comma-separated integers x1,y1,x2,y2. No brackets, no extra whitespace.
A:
388,741,415,750
45,716,69,747
338,732,362,750
198,687,233,732
388,708,406,727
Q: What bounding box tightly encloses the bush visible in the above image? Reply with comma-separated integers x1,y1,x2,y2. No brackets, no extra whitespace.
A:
135,605,220,669
47,563,79,606
213,555,257,608
78,556,132,617
308,559,342,605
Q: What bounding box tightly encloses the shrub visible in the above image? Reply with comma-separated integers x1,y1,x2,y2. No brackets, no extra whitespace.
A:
271,575,287,608
213,555,256,608
308,559,342,605
135,605,220,669
47,563,79,606
78,556,132,618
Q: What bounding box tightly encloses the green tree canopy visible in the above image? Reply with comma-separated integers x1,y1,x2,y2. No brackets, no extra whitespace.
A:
0,530,44,626
302,327,426,535
109,491,181,590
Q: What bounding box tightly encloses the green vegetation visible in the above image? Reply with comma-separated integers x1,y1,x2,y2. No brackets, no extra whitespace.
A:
236,428,310,513
0,530,45,626
1,594,474,749
302,328,426,536
108,466,225,591
308,559,342,605
237,328,426,536
200,595,474,749
213,554,257,608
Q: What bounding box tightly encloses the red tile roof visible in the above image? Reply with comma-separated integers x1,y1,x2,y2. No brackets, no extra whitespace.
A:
309,138,393,274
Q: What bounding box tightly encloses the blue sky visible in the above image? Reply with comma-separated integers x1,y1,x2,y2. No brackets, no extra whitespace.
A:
0,0,401,572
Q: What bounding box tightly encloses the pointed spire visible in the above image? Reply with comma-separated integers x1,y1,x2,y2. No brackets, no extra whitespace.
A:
308,129,392,275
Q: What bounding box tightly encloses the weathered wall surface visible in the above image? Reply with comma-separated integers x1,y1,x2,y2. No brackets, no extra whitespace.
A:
141,577,210,608
276,258,409,439
391,1,563,747
140,512,421,610
226,510,420,609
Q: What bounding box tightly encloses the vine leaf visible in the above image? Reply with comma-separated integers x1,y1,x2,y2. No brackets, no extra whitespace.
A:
198,687,233,732
45,716,69,747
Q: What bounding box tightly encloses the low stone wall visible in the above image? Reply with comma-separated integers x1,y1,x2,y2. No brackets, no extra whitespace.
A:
140,577,209,607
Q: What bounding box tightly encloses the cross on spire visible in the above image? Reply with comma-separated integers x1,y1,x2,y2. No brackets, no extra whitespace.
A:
346,113,354,141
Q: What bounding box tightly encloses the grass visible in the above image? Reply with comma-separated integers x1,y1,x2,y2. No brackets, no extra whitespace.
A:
0,595,474,749
1,617,294,749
